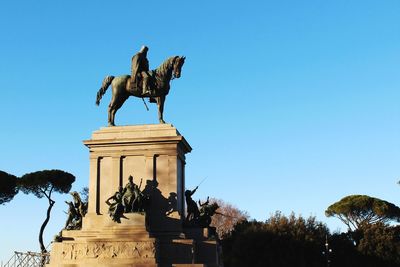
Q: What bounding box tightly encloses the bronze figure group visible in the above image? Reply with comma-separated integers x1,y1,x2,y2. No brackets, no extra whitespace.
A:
61,181,219,230
105,175,149,223
64,191,88,230
185,187,220,228
102,176,219,228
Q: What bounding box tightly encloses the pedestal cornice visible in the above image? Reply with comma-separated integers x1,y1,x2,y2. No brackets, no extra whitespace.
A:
83,124,192,155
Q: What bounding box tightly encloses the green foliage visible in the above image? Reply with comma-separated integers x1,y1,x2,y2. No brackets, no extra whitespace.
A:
222,212,329,267
222,211,400,267
0,170,19,204
19,169,75,198
19,169,75,252
328,232,360,267
325,195,400,231
357,223,400,265
263,211,329,242
328,224,400,267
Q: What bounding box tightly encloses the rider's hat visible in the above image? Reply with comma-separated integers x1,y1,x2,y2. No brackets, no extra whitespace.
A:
140,45,149,53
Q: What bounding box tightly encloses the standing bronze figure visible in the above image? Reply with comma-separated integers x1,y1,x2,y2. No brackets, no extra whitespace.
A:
95,45,186,126
185,186,200,223
105,186,125,223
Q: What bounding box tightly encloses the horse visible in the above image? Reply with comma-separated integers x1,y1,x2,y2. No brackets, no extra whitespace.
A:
95,56,186,126
198,202,220,227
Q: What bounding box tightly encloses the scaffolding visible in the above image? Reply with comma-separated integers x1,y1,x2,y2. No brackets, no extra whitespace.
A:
1,251,50,267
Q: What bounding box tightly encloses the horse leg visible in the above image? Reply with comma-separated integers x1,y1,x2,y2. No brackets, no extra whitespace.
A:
109,107,117,127
108,93,128,126
108,105,115,127
108,83,118,126
108,78,131,126
157,96,166,124
108,94,117,126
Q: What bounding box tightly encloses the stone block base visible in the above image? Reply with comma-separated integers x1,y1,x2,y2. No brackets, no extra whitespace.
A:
47,215,220,267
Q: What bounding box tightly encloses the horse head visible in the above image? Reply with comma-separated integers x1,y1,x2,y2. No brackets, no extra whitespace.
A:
172,56,185,79
210,203,219,215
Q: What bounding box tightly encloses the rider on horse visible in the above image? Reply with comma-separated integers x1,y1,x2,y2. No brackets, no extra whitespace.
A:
96,47,186,125
130,45,151,96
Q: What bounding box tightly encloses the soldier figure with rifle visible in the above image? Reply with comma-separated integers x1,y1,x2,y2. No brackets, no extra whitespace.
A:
185,186,200,223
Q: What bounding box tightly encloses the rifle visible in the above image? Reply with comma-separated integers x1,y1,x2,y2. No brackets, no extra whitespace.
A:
196,177,207,189
186,177,207,192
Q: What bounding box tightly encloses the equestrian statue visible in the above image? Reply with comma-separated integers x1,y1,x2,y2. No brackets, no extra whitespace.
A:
95,45,186,126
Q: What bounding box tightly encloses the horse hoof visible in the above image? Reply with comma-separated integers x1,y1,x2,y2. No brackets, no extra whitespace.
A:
159,120,166,124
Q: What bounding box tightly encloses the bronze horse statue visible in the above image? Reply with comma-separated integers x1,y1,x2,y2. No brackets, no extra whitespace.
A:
96,56,185,126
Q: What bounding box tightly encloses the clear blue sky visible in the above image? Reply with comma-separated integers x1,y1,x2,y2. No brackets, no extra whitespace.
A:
1,0,399,262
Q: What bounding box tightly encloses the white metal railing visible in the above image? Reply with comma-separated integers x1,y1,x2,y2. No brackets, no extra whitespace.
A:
1,251,50,267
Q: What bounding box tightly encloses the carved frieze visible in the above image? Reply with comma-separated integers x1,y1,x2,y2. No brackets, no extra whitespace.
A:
61,241,156,260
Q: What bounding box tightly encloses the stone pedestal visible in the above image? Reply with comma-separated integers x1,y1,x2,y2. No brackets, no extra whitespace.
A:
46,124,221,267
83,124,191,234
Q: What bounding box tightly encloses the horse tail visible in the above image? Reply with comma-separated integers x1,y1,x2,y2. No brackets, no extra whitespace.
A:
96,75,115,106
